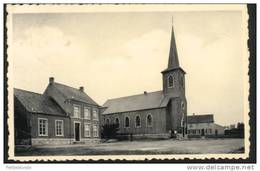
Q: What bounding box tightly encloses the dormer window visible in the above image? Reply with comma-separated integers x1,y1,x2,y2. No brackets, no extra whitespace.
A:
168,75,174,88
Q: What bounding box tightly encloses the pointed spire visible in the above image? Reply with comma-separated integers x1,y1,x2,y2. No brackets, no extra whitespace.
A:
168,25,180,68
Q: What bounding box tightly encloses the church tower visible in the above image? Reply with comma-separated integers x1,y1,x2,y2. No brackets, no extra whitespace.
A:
162,25,187,134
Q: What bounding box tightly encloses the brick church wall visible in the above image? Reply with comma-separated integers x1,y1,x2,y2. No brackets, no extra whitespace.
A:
102,107,168,135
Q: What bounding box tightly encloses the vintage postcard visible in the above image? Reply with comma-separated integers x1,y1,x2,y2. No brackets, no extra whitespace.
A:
5,4,251,162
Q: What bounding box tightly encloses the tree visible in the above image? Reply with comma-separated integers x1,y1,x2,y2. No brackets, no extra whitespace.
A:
237,122,244,130
101,123,119,139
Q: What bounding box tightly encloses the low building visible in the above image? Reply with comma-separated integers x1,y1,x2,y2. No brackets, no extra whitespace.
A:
14,77,101,145
187,114,225,138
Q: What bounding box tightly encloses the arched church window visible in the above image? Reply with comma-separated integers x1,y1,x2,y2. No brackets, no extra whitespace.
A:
168,75,174,88
147,114,152,127
106,118,110,125
135,115,141,127
115,118,119,128
181,101,185,110
125,117,130,128
180,75,184,88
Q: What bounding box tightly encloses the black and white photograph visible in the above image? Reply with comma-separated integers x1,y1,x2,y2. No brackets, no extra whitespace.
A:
4,4,254,162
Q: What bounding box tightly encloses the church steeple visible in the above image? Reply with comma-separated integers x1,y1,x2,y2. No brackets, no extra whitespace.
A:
161,24,186,96
161,23,187,136
162,25,185,73
168,26,180,69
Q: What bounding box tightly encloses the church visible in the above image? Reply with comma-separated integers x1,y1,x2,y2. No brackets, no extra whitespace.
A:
101,26,187,139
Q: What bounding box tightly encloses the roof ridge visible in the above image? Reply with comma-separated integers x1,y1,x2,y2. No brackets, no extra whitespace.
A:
14,88,43,96
188,114,213,116
105,90,162,102
54,82,80,91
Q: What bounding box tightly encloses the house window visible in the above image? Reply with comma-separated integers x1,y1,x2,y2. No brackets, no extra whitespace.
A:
84,124,91,137
135,115,141,128
125,117,130,128
55,120,63,136
93,109,99,121
84,107,90,120
38,118,48,136
115,118,119,128
168,75,174,88
147,114,152,127
73,105,80,118
93,125,99,137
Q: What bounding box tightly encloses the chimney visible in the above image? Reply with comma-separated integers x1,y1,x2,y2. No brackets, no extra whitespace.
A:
144,91,147,95
79,86,84,92
49,77,54,84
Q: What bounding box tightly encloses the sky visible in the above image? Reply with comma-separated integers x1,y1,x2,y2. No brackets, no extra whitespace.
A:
11,10,245,125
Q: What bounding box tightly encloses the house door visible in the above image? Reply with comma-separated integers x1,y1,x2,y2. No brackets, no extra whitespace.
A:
75,123,80,141
215,130,218,136
201,129,205,136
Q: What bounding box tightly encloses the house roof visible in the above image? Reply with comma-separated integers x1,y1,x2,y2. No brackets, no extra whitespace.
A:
14,88,65,116
187,114,214,124
52,82,99,106
102,91,173,115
